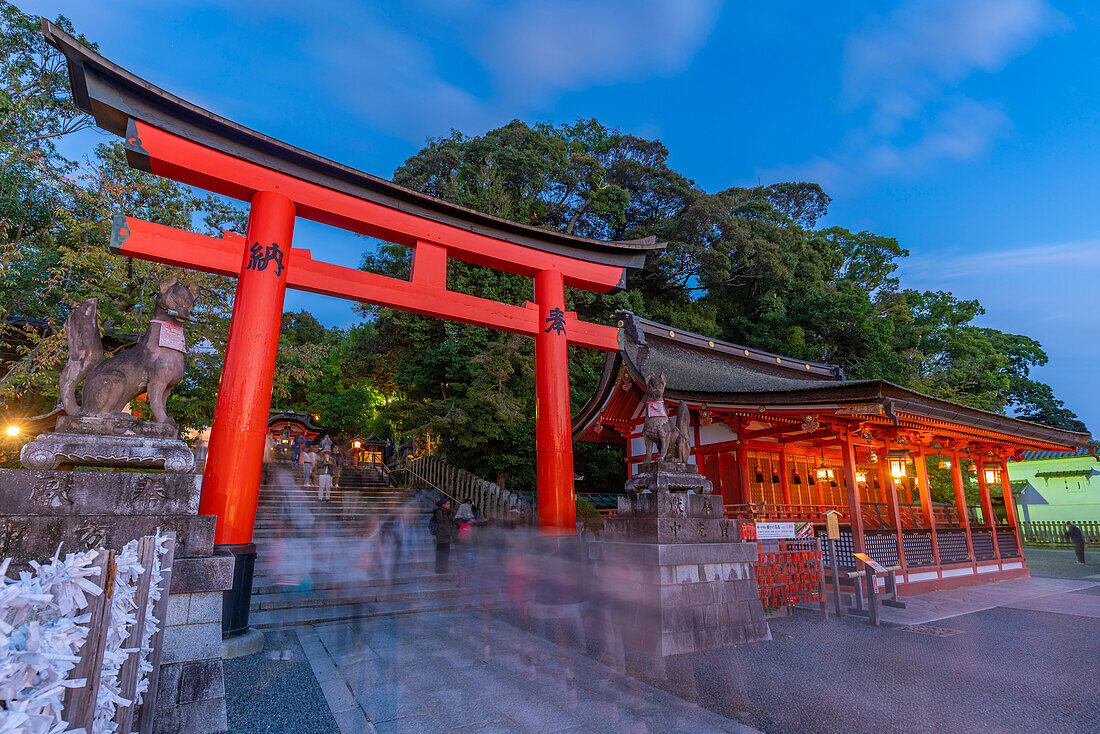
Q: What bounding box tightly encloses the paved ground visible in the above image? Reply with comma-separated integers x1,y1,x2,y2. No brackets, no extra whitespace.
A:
222,544,1100,733
875,575,1097,626
1020,546,1100,579
695,600,1100,734
296,611,756,733
223,633,340,734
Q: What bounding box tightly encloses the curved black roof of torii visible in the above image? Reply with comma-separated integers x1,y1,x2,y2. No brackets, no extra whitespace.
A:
42,21,664,273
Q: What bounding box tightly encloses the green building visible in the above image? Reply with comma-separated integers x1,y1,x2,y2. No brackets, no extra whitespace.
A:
1007,448,1100,525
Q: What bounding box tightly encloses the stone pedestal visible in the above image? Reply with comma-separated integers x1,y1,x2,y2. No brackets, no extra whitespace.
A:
589,489,769,660
20,415,196,472
625,461,713,494
0,467,231,734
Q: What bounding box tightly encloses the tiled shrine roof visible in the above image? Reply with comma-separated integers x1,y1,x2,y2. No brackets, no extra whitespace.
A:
574,312,1091,451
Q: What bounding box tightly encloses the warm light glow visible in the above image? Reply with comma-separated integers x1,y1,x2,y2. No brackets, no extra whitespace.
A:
5,424,20,436
983,464,1000,485
938,458,951,470
855,470,868,484
815,465,830,480
353,440,362,448
889,458,906,479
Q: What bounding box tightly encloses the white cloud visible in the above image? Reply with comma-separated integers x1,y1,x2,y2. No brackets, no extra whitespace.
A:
845,0,1061,133
903,239,1100,283
476,1,721,99
315,0,722,142
761,97,1008,191
759,0,1062,191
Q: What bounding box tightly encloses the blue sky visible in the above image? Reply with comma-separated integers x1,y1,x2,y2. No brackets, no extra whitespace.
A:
26,1,1100,430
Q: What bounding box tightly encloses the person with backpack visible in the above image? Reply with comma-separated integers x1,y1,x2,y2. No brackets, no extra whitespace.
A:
431,498,455,573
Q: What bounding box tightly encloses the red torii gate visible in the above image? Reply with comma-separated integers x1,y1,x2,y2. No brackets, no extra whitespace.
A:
46,24,661,548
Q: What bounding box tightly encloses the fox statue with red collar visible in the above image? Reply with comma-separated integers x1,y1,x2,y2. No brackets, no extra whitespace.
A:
642,372,691,464
60,275,199,425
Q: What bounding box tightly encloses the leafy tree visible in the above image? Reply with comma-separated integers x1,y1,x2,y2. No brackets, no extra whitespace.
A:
356,118,1085,494
0,4,324,437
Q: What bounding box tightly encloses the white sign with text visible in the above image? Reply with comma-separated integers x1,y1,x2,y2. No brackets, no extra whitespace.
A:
755,522,798,539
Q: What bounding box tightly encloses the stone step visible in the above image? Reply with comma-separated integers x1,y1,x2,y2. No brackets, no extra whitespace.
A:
250,567,453,596
249,596,472,629
249,582,470,612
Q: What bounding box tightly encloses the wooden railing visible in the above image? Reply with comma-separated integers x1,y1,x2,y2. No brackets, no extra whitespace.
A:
1019,520,1100,546
406,454,532,516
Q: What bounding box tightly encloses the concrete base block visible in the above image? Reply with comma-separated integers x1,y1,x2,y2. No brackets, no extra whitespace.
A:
222,628,265,659
589,538,770,658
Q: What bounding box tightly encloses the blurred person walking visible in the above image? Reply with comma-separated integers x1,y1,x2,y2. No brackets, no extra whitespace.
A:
315,449,336,501
331,443,344,488
455,498,475,524
266,519,314,660
431,498,455,573
1064,521,1087,564
300,445,316,486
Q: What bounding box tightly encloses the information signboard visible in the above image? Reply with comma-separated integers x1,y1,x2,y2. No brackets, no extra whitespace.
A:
755,522,797,539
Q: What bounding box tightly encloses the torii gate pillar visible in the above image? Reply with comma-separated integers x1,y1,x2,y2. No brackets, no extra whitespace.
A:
534,269,577,534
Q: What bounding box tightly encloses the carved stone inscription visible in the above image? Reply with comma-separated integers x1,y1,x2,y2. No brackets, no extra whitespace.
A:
30,474,74,507
132,476,170,503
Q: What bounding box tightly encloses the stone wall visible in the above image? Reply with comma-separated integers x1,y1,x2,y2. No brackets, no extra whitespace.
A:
152,590,229,734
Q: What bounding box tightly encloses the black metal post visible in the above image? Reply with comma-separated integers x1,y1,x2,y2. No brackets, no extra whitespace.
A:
219,542,256,638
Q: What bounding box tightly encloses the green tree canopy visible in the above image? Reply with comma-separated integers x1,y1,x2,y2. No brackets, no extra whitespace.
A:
350,118,1085,493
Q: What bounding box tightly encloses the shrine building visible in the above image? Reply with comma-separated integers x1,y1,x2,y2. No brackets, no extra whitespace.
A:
574,312,1093,594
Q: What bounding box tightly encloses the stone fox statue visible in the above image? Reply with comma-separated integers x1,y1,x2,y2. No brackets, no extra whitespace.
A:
642,372,691,463
59,276,199,425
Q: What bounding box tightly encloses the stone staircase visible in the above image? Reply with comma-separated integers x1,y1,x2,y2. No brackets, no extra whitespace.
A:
248,463,472,629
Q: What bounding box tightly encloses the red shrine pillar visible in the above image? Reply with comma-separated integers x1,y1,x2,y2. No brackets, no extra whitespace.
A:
534,269,577,534
201,191,295,546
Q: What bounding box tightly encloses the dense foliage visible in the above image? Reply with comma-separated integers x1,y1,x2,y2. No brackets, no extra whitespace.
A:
0,4,321,440
349,120,1085,493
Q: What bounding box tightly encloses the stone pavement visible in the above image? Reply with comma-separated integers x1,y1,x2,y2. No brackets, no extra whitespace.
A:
877,575,1099,626
295,610,758,733
1019,545,1100,580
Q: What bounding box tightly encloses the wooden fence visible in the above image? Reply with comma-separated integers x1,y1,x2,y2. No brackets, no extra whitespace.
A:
406,455,532,516
1,531,175,734
1019,520,1100,546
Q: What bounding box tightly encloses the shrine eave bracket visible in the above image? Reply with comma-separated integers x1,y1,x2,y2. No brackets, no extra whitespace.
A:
43,20,664,277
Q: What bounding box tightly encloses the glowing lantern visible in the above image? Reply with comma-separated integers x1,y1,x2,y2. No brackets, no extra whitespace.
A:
855,470,868,484
886,450,909,479
938,458,951,470
982,462,1001,485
